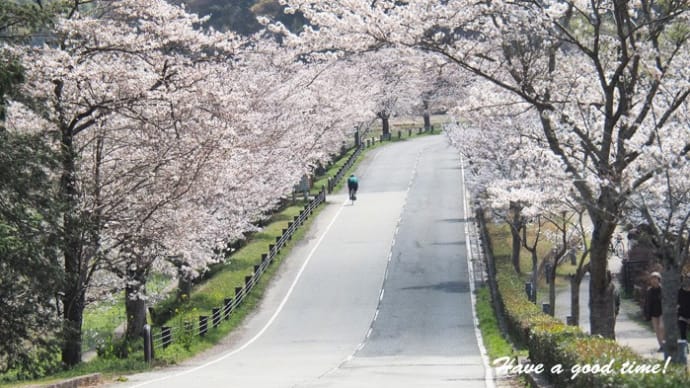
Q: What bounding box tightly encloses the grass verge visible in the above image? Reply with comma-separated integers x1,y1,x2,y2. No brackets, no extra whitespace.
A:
476,286,521,361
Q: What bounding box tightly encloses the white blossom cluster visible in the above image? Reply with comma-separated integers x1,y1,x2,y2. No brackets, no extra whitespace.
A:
3,0,390,307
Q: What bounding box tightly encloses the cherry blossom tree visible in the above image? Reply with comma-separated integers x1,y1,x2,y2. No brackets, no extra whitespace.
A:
624,122,690,361
6,0,248,365
415,63,465,130
445,87,572,277
486,155,575,310
280,0,690,339
346,48,431,139
447,119,528,274
242,40,376,162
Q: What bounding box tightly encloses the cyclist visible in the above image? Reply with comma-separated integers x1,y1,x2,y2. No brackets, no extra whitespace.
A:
347,174,359,201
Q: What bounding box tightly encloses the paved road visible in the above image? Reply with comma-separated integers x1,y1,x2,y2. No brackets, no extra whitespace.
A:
114,135,488,388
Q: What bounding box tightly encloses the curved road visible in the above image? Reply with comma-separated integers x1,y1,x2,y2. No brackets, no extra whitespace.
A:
115,135,489,388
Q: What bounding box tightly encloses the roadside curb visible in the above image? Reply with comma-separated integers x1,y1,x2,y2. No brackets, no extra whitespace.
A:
38,373,101,388
525,370,552,388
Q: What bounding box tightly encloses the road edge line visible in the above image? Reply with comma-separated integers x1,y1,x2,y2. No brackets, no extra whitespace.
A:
460,152,496,388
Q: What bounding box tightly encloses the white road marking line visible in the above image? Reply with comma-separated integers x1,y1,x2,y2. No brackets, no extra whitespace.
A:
460,153,496,388
129,198,350,388
318,147,426,379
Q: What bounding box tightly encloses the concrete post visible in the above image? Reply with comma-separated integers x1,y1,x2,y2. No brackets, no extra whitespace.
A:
143,324,152,363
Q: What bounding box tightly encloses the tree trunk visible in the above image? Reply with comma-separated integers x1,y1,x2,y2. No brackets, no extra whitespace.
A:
548,264,556,316
509,202,522,274
178,275,193,301
530,251,538,303
61,277,85,367
60,128,85,367
124,262,148,344
510,224,522,274
422,99,431,131
661,263,681,363
172,256,193,301
379,112,390,140
588,219,616,338
570,275,581,325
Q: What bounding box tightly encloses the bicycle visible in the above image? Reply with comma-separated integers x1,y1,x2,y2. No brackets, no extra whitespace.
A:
349,188,357,205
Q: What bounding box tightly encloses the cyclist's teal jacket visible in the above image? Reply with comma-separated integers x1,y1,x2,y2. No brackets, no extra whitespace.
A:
347,176,359,189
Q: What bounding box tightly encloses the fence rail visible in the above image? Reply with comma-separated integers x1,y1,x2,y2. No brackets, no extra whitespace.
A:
327,144,363,194
475,207,510,338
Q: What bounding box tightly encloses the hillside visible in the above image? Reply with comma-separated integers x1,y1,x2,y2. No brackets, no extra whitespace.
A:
171,0,306,35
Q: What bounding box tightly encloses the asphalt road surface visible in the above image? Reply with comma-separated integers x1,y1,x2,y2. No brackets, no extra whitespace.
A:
115,135,489,388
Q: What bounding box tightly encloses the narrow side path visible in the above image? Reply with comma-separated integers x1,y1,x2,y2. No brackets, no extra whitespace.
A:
553,274,664,361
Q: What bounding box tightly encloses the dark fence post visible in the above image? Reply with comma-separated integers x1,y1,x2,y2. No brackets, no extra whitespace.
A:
161,326,172,348
678,340,688,365
199,316,209,336
525,282,533,301
224,298,233,320
212,308,221,328
542,303,551,315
